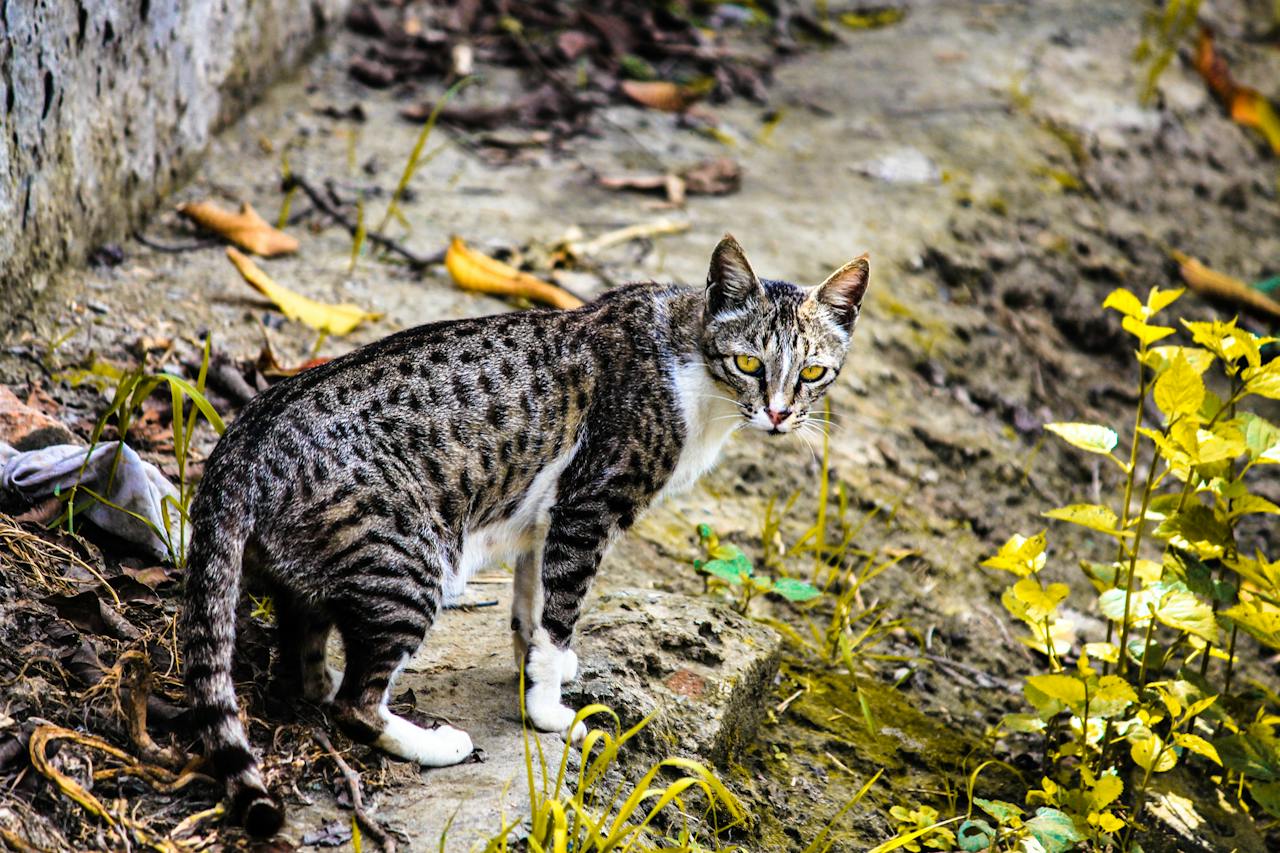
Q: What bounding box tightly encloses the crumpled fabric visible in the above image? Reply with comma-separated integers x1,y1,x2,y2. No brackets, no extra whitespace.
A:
0,441,185,562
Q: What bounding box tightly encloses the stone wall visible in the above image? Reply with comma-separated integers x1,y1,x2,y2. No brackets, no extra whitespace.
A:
0,0,349,319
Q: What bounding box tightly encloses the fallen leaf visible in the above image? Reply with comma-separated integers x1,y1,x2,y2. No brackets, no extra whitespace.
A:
621,80,705,113
445,237,584,310
177,201,300,256
225,248,382,335
1193,28,1280,155
680,156,742,195
1172,250,1280,322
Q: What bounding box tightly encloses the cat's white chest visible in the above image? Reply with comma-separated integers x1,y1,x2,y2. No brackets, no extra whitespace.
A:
661,362,739,499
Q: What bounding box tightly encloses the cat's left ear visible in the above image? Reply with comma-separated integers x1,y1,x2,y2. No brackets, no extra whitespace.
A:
812,254,870,332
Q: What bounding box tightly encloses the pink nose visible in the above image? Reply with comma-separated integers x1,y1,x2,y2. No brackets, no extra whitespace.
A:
766,408,790,426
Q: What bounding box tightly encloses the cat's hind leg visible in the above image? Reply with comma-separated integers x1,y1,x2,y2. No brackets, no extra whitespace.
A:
273,590,339,703
329,559,472,767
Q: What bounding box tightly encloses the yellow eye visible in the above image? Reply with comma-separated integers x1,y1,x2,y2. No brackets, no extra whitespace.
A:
734,354,764,376
800,365,827,382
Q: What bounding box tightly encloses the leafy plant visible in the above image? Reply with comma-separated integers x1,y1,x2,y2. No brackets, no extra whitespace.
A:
693,523,820,615
57,338,225,567
983,285,1280,848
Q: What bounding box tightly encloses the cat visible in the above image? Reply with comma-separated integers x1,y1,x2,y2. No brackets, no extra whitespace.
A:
180,235,869,835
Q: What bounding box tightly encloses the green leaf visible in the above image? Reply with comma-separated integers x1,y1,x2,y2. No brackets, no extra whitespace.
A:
770,577,821,602
1024,807,1084,853
1043,503,1126,537
1153,353,1205,419
1247,781,1280,818
956,819,994,852
1001,713,1047,734
699,558,749,584
972,798,1022,825
1242,413,1280,464
1216,731,1280,781
1122,315,1175,345
1098,581,1218,643
1102,288,1144,318
1044,422,1119,455
1155,505,1230,559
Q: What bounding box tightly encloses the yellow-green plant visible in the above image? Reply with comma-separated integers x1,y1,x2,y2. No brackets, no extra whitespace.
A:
476,701,745,853
58,338,225,567
985,285,1280,848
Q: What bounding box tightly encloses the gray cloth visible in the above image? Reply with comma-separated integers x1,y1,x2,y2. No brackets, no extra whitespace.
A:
0,441,185,562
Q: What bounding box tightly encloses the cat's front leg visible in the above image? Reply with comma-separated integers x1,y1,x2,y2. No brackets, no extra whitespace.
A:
522,490,631,744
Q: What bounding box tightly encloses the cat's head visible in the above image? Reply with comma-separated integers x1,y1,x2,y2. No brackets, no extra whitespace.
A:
700,234,869,435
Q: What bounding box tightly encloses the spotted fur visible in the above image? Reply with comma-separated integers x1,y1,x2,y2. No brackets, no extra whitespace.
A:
180,235,869,834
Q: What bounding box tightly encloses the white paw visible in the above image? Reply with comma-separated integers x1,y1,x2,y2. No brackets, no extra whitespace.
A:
560,649,579,683
321,666,342,704
376,715,473,767
525,684,585,743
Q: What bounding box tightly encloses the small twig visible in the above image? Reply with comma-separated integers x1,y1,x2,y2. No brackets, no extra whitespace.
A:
312,730,397,853
132,231,221,253
282,175,445,270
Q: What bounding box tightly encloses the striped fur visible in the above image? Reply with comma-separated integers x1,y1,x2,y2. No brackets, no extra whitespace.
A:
180,236,868,833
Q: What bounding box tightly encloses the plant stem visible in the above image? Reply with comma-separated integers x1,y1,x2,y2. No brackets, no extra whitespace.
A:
1117,440,1162,676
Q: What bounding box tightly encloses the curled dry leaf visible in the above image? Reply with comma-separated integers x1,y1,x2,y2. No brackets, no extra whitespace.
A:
599,157,741,205
445,237,584,310
225,248,382,335
1193,28,1280,156
177,200,300,256
620,79,705,113
1172,250,1280,322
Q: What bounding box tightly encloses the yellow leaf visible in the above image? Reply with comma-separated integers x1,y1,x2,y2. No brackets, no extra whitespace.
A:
1026,673,1086,716
1102,288,1143,318
1243,362,1280,400
1153,353,1205,419
445,237,584,310
1092,675,1137,718
981,531,1047,577
1146,287,1185,315
179,200,299,256
1045,422,1118,455
1091,775,1123,810
1174,254,1280,323
1094,812,1125,833
225,248,382,336
1005,578,1068,622
1142,345,1215,376
1131,732,1177,772
1174,733,1221,765
1121,315,1176,345
1043,503,1127,537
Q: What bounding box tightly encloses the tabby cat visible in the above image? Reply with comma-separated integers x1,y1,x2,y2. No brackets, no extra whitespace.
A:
181,235,869,835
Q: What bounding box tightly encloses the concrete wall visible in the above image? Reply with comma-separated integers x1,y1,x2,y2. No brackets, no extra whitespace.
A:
0,0,349,316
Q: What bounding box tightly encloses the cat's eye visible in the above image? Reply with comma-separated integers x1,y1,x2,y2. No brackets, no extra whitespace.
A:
800,365,828,382
733,354,764,376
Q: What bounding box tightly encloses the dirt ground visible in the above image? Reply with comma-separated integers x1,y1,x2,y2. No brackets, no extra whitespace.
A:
2,0,1279,850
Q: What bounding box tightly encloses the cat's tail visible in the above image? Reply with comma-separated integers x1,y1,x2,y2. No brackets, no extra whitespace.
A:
180,487,282,837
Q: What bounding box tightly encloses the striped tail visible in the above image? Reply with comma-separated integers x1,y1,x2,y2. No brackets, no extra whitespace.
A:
181,496,283,837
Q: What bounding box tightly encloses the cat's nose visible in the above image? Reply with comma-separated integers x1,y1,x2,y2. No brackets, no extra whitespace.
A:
766,408,791,426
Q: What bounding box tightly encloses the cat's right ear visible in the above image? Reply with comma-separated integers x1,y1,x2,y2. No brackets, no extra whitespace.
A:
706,234,763,315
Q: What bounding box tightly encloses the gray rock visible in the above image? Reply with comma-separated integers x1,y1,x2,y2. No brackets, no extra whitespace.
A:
565,588,782,767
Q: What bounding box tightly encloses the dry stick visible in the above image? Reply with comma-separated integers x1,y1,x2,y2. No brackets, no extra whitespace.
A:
282,175,444,270
312,730,397,853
